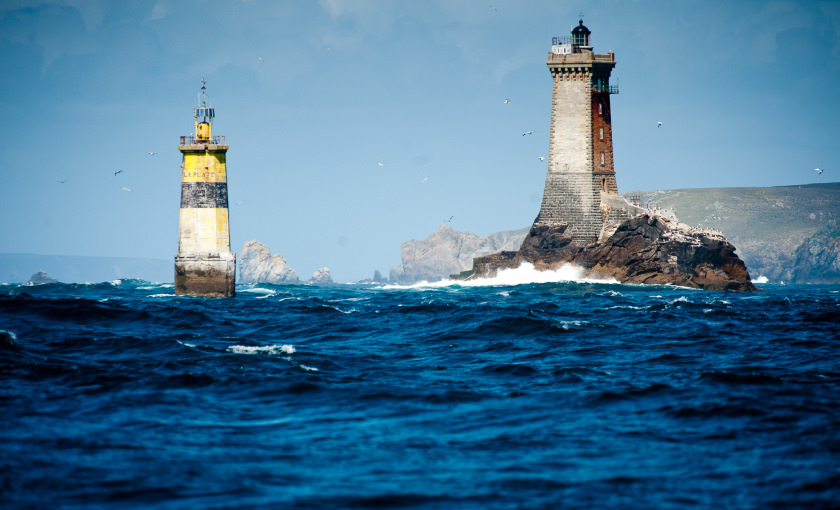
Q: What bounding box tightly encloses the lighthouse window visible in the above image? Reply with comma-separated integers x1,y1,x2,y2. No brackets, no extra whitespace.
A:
600,153,605,165
599,128,604,140
598,102,603,115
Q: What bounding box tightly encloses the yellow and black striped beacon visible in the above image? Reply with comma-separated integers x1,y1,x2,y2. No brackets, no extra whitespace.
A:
174,79,236,297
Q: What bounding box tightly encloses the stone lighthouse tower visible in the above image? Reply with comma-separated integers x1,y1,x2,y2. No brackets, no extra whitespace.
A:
174,80,236,297
535,19,619,245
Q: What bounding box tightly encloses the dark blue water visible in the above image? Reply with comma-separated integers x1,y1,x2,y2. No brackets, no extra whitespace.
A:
2,277,839,509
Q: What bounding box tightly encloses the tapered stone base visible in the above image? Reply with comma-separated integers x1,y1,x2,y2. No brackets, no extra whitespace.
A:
174,252,236,297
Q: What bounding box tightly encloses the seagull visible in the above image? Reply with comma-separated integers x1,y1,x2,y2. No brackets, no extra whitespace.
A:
444,215,454,223
657,122,662,128
114,170,123,176
377,162,385,167
504,98,510,104
523,131,534,136
120,187,132,192
257,57,264,62
236,201,244,205
538,157,545,162
815,168,824,174
148,152,157,156
58,179,67,184
490,5,498,12
421,177,428,183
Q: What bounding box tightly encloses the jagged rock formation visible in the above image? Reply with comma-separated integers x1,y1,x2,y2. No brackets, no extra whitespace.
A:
239,240,299,284
626,183,840,283
462,213,756,291
27,271,58,284
389,224,528,283
309,267,333,284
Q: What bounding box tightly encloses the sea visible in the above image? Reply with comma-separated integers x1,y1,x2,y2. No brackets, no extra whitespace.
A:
2,264,839,509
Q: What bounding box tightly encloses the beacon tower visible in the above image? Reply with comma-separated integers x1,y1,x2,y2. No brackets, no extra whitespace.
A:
535,20,619,245
174,81,235,297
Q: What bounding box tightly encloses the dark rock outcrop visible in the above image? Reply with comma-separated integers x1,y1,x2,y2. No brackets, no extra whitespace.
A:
625,183,840,283
462,214,757,291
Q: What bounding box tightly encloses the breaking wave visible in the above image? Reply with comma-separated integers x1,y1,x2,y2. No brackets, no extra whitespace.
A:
383,262,618,289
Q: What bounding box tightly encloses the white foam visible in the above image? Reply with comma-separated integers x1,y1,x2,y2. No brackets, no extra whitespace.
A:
754,275,769,284
383,262,619,289
147,293,173,298
227,344,295,355
239,287,276,295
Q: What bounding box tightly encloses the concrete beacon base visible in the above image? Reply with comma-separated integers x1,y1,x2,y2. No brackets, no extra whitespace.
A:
174,252,236,297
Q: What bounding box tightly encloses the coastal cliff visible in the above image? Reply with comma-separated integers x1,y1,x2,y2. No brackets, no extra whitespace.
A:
786,234,840,284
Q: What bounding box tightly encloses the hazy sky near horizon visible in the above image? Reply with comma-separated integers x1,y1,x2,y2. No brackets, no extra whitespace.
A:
1,0,838,282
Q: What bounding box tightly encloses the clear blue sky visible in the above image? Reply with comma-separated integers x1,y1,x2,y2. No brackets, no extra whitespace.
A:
1,0,838,282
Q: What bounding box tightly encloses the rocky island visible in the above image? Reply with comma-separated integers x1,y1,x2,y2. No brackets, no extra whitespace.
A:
239,240,333,284
451,20,756,291
457,213,756,291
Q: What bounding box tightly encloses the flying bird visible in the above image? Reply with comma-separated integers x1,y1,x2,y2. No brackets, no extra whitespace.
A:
377,162,385,167
114,170,123,176
120,187,132,192
236,201,245,205
657,122,662,128
538,157,545,162
444,215,454,223
58,179,67,184
421,177,429,183
148,152,157,156
504,98,510,104
257,57,264,62
815,168,824,175
523,131,534,136
490,5,497,12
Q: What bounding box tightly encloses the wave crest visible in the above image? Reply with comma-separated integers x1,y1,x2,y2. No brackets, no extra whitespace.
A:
383,262,618,289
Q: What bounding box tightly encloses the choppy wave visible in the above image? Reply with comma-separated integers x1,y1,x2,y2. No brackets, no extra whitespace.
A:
1,279,838,508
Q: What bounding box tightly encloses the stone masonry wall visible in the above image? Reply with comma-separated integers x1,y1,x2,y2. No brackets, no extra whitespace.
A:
536,172,602,245
537,67,601,245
